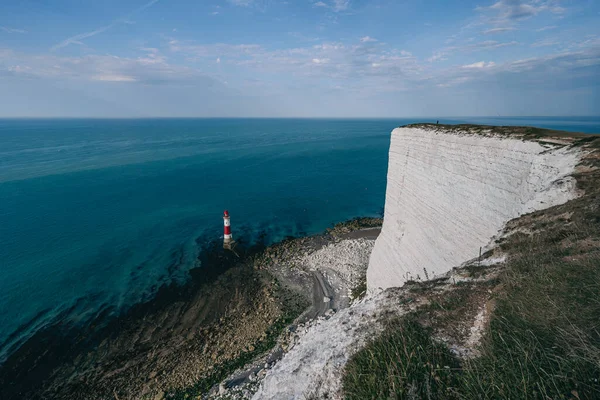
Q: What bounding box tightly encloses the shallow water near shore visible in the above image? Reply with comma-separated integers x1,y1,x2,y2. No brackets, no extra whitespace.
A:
0,116,598,362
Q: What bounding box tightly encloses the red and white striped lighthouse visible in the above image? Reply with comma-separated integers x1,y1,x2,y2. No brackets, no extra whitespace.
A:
223,210,233,249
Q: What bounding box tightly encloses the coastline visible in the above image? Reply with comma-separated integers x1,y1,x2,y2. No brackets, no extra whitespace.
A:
0,217,382,400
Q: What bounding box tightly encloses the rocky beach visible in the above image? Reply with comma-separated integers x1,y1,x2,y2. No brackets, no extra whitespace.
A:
0,217,383,400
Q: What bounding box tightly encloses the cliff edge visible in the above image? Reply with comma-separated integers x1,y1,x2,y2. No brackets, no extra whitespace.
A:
368,124,582,291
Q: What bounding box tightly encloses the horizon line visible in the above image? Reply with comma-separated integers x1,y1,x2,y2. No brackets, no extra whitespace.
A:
0,115,599,120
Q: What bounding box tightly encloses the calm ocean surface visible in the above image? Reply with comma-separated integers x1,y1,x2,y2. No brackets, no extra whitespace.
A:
0,117,598,361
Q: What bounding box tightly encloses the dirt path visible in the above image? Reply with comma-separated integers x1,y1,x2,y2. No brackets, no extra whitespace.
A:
308,271,336,319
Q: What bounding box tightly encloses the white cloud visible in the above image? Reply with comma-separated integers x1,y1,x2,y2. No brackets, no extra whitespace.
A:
52,25,113,51
360,36,377,43
474,1,568,37
227,0,253,5
486,0,538,20
7,65,32,73
468,40,518,50
332,0,350,11
505,46,600,73
437,76,470,88
531,39,560,47
1,26,27,34
427,40,517,63
2,49,214,85
477,0,565,22
462,61,496,68
313,0,350,12
536,25,557,32
483,27,516,34
168,37,425,94
92,74,136,82
428,52,448,63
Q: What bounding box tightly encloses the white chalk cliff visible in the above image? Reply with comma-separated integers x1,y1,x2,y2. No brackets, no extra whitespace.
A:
367,126,581,291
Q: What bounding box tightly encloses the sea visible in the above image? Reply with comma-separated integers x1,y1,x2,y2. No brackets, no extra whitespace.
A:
0,116,598,362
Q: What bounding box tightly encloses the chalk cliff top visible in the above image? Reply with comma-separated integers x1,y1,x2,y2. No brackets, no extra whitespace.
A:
400,123,592,143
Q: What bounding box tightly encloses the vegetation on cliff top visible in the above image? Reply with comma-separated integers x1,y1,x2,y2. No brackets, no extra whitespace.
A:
402,123,592,140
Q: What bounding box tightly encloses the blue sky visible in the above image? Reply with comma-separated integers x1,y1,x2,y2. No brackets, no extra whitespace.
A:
0,0,598,117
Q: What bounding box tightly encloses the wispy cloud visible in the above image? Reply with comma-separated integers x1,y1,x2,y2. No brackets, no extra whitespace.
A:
168,37,427,95
288,32,321,42
428,40,518,63
360,36,377,43
134,0,160,13
51,25,114,51
1,26,27,34
462,61,496,68
536,25,557,32
313,0,350,12
2,47,219,85
169,34,600,92
227,0,253,6
468,40,518,50
484,0,539,21
531,39,560,47
483,27,516,34
437,76,471,88
92,74,137,82
475,1,567,32
442,37,599,88
51,0,161,51
332,0,350,11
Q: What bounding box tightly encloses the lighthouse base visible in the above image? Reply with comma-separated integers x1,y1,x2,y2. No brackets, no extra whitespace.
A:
223,239,237,251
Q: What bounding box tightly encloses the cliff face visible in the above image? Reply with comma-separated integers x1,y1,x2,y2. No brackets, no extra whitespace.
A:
367,126,581,291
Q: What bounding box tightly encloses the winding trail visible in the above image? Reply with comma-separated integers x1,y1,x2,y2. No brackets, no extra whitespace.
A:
308,271,335,319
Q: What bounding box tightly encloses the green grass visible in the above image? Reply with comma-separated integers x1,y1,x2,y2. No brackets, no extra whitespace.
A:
343,317,461,400
351,277,367,301
460,251,600,399
344,138,600,399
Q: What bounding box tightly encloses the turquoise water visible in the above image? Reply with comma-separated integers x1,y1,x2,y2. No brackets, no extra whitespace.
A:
0,117,598,362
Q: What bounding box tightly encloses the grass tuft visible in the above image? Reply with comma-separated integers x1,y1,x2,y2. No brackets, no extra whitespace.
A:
343,317,461,400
